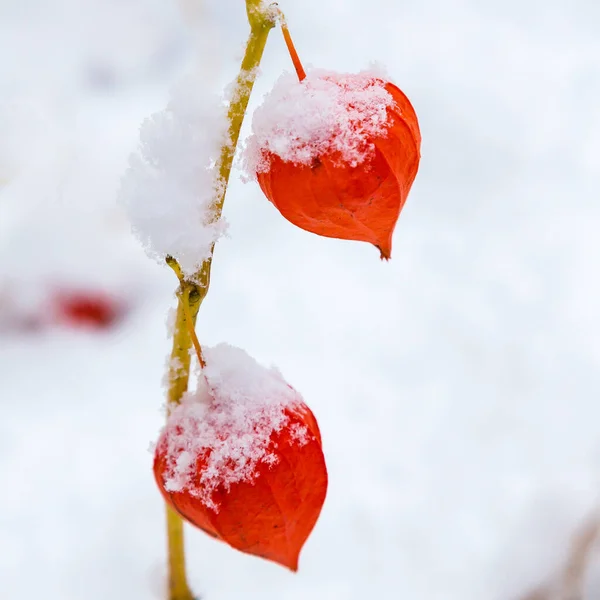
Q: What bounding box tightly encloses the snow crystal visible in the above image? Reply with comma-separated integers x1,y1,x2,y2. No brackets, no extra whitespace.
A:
289,422,310,446
253,1,280,23
161,355,184,393
225,66,260,106
159,344,311,511
165,305,177,337
244,69,395,175
119,72,229,280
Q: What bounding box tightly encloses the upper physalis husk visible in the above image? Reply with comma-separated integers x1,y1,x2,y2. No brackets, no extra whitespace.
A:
245,28,421,260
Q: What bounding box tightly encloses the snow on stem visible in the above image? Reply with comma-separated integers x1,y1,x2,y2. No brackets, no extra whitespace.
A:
163,3,277,599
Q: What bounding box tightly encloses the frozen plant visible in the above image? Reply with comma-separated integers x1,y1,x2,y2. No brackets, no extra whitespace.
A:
120,1,421,598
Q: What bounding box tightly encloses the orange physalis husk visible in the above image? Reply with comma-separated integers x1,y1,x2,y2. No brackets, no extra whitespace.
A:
154,386,327,571
252,24,421,259
256,79,421,260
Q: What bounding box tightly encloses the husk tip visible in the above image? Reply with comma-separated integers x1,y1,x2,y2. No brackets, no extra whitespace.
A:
377,244,391,261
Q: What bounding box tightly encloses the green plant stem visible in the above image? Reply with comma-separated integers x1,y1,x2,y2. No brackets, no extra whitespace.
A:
163,279,201,600
162,3,277,599
212,3,275,220
165,506,194,600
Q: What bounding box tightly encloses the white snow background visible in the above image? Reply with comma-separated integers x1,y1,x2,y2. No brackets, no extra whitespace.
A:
2,0,600,599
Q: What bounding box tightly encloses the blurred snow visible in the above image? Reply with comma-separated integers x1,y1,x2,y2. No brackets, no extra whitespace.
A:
1,0,600,599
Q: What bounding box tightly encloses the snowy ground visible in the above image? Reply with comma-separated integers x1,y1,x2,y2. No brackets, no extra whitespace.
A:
2,0,600,599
